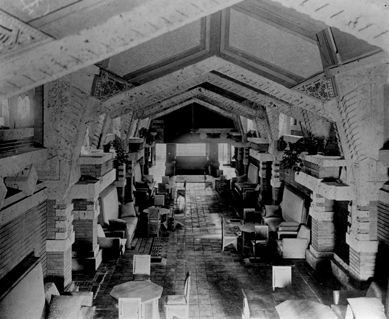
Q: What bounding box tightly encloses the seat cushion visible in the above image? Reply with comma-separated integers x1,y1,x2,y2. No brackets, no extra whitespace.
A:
120,202,137,217
47,295,83,319
166,295,186,305
346,297,386,319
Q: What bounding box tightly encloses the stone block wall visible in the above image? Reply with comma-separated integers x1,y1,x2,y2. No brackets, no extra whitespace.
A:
0,201,47,281
80,159,114,179
333,201,350,265
46,200,74,290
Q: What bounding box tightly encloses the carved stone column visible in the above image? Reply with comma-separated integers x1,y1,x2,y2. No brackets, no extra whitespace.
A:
36,67,100,290
271,160,282,204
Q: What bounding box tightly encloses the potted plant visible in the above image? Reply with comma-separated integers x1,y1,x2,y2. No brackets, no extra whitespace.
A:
281,147,304,174
112,137,131,165
138,127,156,145
280,132,325,173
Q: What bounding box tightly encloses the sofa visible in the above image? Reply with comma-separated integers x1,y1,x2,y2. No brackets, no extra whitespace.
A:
331,281,388,319
262,186,307,235
98,184,138,249
0,260,95,319
174,156,208,175
232,163,260,205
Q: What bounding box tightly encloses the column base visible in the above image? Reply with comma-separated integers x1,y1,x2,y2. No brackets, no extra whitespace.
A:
331,256,370,290
306,247,331,272
72,245,102,271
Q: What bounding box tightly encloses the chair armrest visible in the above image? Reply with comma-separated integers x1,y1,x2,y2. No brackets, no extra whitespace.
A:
97,237,121,249
104,230,126,238
281,238,308,248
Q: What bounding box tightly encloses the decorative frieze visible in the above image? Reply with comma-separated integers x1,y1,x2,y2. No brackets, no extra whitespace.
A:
294,73,337,101
91,70,134,101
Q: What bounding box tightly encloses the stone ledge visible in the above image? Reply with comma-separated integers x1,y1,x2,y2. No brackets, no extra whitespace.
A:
79,151,113,165
301,154,346,167
69,169,116,200
46,231,75,252
0,128,34,140
0,148,48,177
128,149,144,161
346,233,378,253
249,149,273,162
295,172,355,200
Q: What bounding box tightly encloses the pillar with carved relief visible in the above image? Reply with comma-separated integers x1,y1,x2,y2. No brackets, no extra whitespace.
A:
259,160,272,205
235,147,245,176
46,200,75,291
271,160,282,204
305,193,335,271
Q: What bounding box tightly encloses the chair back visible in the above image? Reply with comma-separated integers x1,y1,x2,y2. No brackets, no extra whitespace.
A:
184,271,191,303
254,225,269,244
119,298,142,319
297,224,310,242
243,208,256,223
154,194,165,207
133,254,151,276
158,183,167,193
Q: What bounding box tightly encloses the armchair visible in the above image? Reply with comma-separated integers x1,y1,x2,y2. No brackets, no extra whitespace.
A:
276,224,310,259
251,225,269,259
262,186,307,235
97,224,126,260
221,216,238,252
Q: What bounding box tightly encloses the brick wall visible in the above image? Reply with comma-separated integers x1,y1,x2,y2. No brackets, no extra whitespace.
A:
333,201,350,265
0,201,47,281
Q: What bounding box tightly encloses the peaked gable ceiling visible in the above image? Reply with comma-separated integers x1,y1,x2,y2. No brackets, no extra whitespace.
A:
0,0,385,134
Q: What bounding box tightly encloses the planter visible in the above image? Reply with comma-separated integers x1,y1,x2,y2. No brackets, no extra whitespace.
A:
103,143,111,153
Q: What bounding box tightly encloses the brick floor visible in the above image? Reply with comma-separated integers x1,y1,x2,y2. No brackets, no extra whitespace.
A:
91,161,342,319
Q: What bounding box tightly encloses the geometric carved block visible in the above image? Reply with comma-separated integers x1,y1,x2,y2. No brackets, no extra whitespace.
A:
4,164,38,196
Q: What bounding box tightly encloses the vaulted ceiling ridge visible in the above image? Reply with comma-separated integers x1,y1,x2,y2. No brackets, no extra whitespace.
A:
212,57,333,118
0,0,242,99
104,56,330,119
136,87,260,120
104,57,219,113
149,98,237,121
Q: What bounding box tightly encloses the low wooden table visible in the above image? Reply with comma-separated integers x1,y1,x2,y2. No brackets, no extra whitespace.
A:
111,280,163,319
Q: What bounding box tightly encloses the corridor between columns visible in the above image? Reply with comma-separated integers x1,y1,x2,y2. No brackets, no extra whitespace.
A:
82,161,342,319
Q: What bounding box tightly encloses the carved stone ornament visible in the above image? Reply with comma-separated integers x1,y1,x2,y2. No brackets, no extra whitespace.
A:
91,70,134,100
294,74,337,101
